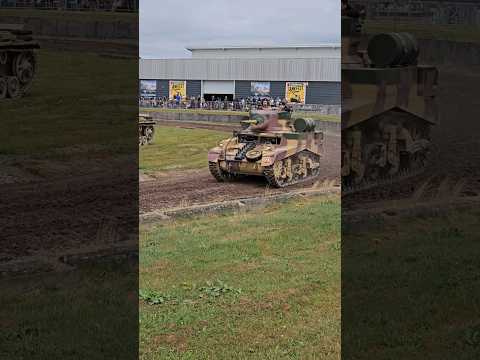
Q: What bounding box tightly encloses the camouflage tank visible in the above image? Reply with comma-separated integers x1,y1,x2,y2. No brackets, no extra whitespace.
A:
0,24,40,99
341,14,438,191
139,113,155,146
208,109,324,187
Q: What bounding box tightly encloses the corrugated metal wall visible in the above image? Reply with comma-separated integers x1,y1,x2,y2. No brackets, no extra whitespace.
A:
143,79,340,104
140,58,340,82
186,80,201,98
156,80,169,98
306,82,341,105
234,81,340,104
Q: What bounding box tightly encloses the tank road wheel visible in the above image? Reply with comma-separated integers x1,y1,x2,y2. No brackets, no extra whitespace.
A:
209,161,234,182
7,77,21,98
146,126,154,144
264,160,289,188
13,52,36,86
264,151,321,188
0,78,7,99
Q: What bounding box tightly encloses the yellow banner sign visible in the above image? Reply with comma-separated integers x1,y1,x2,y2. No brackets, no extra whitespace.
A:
285,82,307,103
169,80,186,100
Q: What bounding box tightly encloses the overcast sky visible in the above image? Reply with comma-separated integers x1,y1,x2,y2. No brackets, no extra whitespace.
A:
140,0,340,59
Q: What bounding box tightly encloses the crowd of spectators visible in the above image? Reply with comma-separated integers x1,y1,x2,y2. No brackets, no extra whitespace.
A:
139,95,294,112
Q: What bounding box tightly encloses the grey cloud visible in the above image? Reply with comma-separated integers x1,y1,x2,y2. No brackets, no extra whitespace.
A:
140,0,340,58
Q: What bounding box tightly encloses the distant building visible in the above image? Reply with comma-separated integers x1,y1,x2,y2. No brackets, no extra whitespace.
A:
139,45,341,105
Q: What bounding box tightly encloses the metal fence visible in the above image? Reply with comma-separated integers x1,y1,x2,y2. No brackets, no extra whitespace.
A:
139,98,341,115
0,0,138,11
140,98,262,112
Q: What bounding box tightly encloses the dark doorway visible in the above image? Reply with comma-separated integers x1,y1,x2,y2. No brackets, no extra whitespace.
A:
204,93,234,101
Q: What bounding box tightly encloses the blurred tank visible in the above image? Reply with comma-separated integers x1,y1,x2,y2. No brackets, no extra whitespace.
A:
139,113,155,146
341,14,438,191
0,24,40,99
208,109,324,187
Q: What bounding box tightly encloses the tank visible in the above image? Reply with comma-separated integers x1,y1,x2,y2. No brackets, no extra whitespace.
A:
0,24,40,99
341,14,438,190
208,109,324,187
139,114,155,146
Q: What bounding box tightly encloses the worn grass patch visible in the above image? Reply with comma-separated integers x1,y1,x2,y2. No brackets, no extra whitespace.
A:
140,196,341,359
139,126,227,173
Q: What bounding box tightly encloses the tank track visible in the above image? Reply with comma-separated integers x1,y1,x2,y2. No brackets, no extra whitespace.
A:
342,164,429,196
209,161,232,182
342,143,438,196
263,151,321,188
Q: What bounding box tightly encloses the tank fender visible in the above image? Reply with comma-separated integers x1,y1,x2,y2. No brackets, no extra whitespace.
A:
208,147,223,162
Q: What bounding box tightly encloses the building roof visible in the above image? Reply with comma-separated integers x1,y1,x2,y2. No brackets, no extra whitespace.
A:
186,44,341,51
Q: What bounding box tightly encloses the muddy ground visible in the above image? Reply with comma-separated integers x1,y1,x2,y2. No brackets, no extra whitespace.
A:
140,121,340,213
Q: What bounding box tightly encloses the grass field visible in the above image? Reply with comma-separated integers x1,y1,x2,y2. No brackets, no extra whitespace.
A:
140,108,340,122
343,206,480,358
0,49,137,156
139,126,227,173
364,20,480,43
140,195,341,359
0,262,138,359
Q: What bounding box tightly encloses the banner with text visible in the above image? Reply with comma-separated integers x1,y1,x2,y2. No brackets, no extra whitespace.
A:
285,82,307,103
169,80,187,100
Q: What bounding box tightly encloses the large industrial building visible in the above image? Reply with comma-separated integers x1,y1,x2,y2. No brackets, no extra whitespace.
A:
139,45,341,105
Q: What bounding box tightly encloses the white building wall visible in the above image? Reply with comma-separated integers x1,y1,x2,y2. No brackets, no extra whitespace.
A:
139,57,340,82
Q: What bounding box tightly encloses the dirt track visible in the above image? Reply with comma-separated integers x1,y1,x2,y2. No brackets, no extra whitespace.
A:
0,158,137,261
140,125,340,213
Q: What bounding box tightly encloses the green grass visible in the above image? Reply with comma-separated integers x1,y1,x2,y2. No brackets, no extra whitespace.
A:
343,206,480,359
139,196,341,359
0,49,137,156
0,262,138,359
141,108,340,122
139,126,227,173
364,20,480,43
